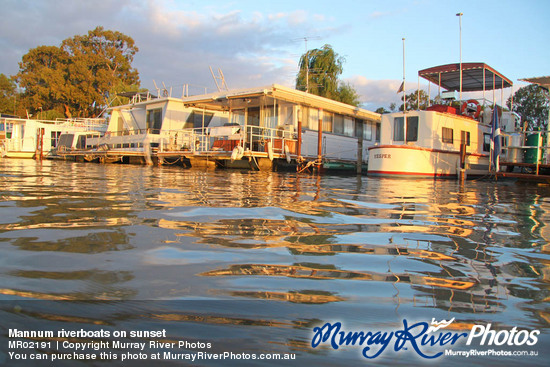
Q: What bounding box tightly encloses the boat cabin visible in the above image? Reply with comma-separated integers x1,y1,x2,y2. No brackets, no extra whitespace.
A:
368,63,518,178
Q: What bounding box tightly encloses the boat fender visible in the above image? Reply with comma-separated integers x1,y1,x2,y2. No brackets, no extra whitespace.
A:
231,146,239,162
284,144,291,163
231,145,244,162
461,99,481,118
267,141,274,161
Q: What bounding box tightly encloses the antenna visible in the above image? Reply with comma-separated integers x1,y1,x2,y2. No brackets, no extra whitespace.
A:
293,36,320,93
161,82,170,98
153,80,160,97
210,66,229,92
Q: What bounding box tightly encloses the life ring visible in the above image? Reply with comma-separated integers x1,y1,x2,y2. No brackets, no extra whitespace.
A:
461,99,481,119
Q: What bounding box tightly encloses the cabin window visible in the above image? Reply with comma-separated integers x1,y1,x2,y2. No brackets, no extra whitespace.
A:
406,117,418,142
146,108,162,134
344,118,355,137
323,112,333,132
57,134,74,148
231,110,245,125
393,117,418,142
483,133,491,152
187,110,214,129
442,127,453,144
461,131,471,146
279,103,294,126
308,108,319,131
247,107,260,126
363,122,372,141
51,131,61,147
355,119,363,138
333,114,344,134
376,123,381,142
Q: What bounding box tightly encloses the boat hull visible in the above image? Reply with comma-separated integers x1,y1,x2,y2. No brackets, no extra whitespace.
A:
368,145,489,178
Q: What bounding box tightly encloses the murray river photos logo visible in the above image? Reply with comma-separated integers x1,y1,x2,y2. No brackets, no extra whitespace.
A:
311,318,540,360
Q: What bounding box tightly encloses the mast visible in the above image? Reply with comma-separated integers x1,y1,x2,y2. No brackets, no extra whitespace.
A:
402,38,407,142
456,13,463,100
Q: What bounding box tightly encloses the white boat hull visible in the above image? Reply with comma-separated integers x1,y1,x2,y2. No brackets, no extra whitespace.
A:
368,145,489,178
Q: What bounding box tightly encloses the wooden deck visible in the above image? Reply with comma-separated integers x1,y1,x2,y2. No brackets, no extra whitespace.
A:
497,161,550,182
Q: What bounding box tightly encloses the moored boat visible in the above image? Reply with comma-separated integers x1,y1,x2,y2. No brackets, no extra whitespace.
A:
59,84,381,171
0,117,107,159
368,63,517,178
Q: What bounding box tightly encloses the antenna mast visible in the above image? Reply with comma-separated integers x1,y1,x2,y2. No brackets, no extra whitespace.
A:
210,66,229,92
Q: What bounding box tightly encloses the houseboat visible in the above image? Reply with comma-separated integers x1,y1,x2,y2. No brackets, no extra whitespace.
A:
0,117,107,159
368,63,517,178
60,84,381,171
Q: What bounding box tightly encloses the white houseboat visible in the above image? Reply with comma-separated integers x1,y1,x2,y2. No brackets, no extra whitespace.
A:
62,84,381,171
368,63,517,178
0,117,107,159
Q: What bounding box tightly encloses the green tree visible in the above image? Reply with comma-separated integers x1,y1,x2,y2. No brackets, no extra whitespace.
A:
375,106,390,114
507,84,549,130
16,45,68,117
399,89,431,111
16,27,140,118
0,74,17,115
336,82,361,107
61,26,140,117
296,44,360,106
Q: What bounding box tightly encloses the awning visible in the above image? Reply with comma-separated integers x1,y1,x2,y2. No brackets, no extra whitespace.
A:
519,76,550,91
419,63,513,92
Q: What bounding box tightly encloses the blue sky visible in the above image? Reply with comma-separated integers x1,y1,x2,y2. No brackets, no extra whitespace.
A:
1,0,548,109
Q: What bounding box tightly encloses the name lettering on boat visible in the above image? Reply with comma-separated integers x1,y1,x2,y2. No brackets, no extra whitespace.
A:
374,154,392,159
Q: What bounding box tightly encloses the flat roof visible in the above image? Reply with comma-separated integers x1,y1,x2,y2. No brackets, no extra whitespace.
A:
520,76,550,91
181,84,381,122
419,63,513,92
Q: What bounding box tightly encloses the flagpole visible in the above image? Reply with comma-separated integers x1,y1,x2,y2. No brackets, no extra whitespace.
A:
402,37,407,143
456,13,463,101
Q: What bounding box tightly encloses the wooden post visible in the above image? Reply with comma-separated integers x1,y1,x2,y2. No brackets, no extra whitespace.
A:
357,136,363,174
459,143,466,169
35,128,44,160
317,109,323,164
297,119,302,159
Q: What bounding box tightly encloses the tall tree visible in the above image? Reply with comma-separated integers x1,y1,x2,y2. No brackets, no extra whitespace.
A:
16,27,140,118
61,26,140,117
0,74,18,115
507,84,549,130
296,44,361,106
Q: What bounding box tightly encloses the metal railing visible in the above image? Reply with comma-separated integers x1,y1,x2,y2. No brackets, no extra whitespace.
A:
160,125,297,155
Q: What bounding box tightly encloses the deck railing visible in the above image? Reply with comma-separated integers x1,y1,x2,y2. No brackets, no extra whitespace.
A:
159,125,297,155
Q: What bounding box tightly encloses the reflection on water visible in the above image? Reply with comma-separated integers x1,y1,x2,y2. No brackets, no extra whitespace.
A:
0,159,549,365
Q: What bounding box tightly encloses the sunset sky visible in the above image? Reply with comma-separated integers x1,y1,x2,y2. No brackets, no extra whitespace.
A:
2,0,548,109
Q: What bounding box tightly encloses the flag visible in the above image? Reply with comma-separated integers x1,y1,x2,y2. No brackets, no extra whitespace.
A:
490,106,501,172
397,81,404,94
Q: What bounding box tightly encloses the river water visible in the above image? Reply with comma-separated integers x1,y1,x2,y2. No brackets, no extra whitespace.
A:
0,159,548,366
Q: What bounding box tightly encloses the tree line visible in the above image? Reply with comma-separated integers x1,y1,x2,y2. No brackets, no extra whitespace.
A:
0,26,139,119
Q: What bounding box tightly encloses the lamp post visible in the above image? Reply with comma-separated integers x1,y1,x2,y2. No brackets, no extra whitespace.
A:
456,12,463,101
